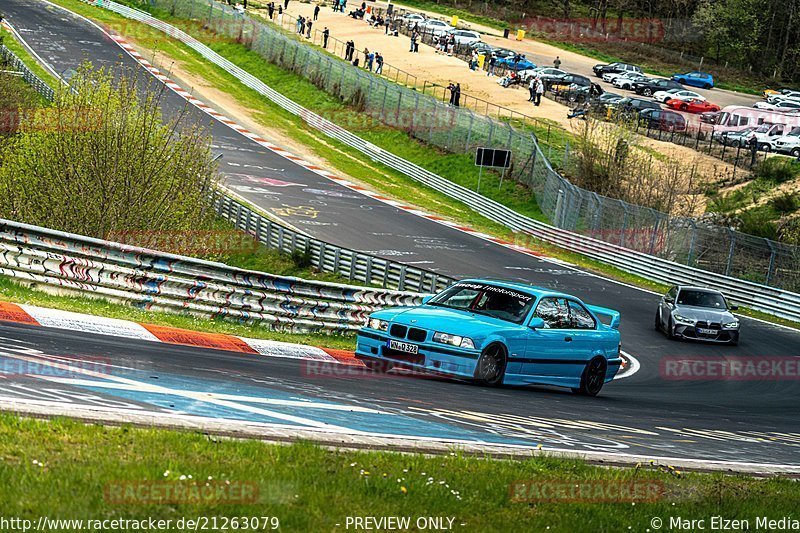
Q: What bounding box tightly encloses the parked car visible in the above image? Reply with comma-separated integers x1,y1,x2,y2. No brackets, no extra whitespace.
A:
655,286,740,345
356,279,623,395
772,126,800,156
520,67,566,83
638,108,687,132
403,13,426,28
596,92,624,105
612,72,650,90
712,123,787,151
612,97,662,115
766,91,800,104
497,55,536,71
548,73,591,92
468,41,493,55
753,100,800,112
712,127,758,147
633,78,682,97
763,87,800,98
418,19,453,36
593,62,642,77
448,29,481,46
652,89,705,103
700,111,719,124
665,98,720,113
492,48,517,60
672,71,714,89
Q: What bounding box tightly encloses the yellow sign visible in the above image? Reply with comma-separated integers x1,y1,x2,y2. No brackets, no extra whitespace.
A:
451,15,459,27
478,54,486,69
516,29,525,41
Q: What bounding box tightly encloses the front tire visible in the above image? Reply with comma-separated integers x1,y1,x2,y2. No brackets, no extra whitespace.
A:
654,310,662,331
474,343,507,386
666,317,677,340
643,88,653,96
573,357,607,396
791,147,800,158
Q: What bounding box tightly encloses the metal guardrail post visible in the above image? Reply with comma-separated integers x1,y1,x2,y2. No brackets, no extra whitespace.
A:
725,228,736,277
765,240,777,286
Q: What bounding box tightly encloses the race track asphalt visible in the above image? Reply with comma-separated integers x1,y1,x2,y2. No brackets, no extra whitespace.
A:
2,0,799,467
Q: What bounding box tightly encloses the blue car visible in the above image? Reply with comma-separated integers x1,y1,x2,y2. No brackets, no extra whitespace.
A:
672,71,714,89
355,279,622,396
496,56,536,71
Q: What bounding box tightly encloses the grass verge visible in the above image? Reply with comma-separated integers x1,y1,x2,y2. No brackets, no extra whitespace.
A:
0,27,62,90
37,0,800,332
2,414,799,529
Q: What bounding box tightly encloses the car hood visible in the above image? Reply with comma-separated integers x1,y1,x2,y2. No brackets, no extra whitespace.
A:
673,305,736,323
371,305,522,337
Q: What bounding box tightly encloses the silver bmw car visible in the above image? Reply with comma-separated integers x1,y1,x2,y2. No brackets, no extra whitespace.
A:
655,285,740,345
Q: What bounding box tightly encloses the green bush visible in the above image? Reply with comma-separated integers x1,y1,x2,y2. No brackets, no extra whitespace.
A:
738,209,779,240
752,158,800,184
770,192,800,215
0,66,216,238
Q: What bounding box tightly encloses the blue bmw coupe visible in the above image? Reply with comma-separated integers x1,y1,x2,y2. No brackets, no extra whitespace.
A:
356,279,622,396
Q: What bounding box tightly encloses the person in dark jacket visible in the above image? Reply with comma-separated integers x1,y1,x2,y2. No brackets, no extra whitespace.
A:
314,4,320,20
322,27,330,48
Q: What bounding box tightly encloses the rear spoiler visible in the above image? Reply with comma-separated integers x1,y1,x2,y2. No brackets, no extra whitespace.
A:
587,305,620,329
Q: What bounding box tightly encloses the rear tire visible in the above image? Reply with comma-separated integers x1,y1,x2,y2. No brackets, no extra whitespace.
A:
704,83,712,89
573,357,607,396
474,343,507,386
643,88,653,96
791,148,800,158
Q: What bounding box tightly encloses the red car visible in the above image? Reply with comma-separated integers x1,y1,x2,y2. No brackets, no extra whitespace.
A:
665,98,721,114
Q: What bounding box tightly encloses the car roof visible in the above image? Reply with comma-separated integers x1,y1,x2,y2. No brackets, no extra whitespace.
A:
675,285,724,294
458,278,576,300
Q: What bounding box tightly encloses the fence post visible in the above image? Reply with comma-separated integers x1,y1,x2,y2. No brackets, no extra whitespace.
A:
724,229,736,277
765,240,777,286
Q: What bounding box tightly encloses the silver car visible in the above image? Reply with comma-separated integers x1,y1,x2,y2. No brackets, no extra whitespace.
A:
655,286,740,345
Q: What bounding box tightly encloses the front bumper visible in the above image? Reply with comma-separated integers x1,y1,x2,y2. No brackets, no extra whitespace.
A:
355,330,480,377
673,323,739,343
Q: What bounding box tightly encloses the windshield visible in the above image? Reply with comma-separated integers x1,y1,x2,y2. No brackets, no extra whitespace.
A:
428,282,536,324
677,290,728,309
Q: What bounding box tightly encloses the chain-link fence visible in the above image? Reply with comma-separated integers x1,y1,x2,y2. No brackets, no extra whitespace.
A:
0,44,55,101
146,0,800,291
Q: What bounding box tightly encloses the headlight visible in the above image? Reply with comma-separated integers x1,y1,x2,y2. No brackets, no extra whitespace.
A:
673,314,696,325
723,321,739,329
368,318,389,331
433,332,475,349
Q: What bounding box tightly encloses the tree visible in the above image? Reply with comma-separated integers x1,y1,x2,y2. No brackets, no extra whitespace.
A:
0,65,217,239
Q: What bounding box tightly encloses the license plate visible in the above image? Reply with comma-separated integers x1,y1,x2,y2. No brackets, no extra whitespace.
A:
697,328,717,335
387,339,419,354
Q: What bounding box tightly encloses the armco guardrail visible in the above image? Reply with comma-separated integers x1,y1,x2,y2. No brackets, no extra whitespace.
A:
211,189,454,293
0,218,426,333
92,0,800,321
0,44,55,101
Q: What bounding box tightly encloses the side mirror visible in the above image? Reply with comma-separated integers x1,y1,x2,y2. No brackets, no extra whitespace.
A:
529,317,545,330
421,295,434,305
730,304,739,311
664,297,674,304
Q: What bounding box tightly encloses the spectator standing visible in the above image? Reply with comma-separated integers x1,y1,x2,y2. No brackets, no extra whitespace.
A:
409,33,416,52
296,15,303,33
322,27,330,48
470,50,479,71
277,5,283,24
528,77,536,102
454,83,461,107
487,53,496,76
314,4,320,20
267,2,274,19
447,34,455,55
366,50,374,71
447,82,456,105
244,0,248,9
306,19,313,38
384,17,390,35
375,52,383,74
284,0,289,8
534,76,544,106
554,56,561,69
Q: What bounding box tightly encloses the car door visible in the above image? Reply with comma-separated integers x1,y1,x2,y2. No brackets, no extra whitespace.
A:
521,297,577,378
